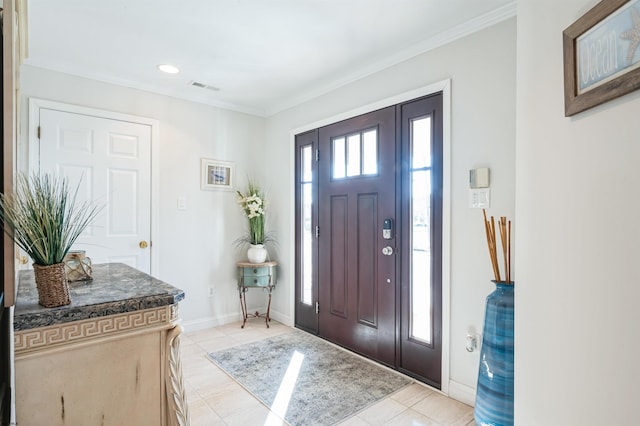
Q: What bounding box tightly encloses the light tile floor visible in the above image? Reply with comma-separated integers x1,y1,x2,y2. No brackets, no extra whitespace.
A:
182,320,475,426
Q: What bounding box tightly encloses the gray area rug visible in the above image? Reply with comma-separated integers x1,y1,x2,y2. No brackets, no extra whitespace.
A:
207,331,412,425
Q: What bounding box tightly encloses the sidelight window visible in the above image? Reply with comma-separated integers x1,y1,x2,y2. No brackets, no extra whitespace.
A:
300,145,314,306
410,116,432,344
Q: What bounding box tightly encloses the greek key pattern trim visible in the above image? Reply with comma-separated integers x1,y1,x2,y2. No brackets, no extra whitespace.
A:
15,306,173,353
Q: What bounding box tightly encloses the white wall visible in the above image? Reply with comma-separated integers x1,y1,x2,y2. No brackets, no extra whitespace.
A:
19,65,267,328
516,1,640,424
264,18,516,399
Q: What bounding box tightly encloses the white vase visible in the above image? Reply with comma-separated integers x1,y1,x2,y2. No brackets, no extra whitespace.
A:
247,244,267,264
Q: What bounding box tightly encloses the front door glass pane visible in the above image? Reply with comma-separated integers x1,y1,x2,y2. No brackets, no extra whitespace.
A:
411,116,432,344
302,143,312,182
302,182,313,305
412,117,431,168
332,128,378,179
347,134,361,177
333,137,346,179
362,129,378,175
301,145,314,306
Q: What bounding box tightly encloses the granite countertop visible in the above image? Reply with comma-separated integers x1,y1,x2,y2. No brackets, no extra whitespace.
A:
14,263,185,331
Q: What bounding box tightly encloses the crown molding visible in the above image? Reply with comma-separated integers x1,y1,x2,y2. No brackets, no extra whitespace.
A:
265,1,517,116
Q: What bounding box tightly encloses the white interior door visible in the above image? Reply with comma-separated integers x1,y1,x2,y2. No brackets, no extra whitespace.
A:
34,107,152,273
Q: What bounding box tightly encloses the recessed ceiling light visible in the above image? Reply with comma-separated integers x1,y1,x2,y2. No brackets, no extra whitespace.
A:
157,64,180,74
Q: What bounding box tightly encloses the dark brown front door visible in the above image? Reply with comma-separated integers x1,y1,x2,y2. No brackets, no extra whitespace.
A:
317,106,397,366
294,93,444,387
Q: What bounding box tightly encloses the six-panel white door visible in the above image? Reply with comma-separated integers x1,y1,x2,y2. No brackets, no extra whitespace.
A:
35,108,152,273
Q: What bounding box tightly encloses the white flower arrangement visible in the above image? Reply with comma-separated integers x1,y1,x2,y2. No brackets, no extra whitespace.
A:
236,181,266,245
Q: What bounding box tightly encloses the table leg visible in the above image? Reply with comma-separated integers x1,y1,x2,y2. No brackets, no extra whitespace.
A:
239,288,248,328
265,291,272,328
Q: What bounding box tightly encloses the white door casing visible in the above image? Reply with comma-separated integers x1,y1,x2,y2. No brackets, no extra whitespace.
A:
28,99,159,275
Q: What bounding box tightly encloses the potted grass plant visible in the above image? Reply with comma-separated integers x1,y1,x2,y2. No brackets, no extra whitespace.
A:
0,173,101,307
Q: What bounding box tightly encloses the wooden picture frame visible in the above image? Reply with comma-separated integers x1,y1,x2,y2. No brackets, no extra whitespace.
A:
563,0,640,116
200,158,234,191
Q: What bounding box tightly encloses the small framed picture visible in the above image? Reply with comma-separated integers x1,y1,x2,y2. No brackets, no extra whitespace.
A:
201,158,234,191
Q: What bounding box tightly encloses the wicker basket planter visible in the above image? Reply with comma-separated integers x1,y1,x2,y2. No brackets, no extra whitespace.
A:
33,262,71,308
0,174,101,309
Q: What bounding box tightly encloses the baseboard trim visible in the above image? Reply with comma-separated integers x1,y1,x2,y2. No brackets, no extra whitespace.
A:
182,309,292,333
182,314,241,332
267,310,293,327
448,380,476,406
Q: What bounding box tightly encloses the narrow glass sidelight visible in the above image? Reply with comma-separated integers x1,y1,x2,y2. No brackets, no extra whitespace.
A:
301,145,313,306
410,116,432,344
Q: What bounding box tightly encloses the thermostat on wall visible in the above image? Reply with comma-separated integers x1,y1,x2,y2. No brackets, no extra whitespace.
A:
470,168,490,189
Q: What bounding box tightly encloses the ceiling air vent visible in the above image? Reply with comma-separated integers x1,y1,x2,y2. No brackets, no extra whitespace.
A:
189,81,220,92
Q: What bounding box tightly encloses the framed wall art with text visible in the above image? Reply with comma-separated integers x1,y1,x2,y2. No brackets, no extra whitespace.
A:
563,0,640,116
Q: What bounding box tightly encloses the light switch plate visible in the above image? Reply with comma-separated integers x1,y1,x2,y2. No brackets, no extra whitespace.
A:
469,188,490,208
177,196,187,210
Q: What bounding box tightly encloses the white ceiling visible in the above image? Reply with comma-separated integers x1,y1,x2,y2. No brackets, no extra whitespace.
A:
26,0,516,117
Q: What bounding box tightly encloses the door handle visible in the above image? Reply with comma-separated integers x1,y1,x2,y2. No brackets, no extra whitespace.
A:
382,246,394,256
139,240,149,249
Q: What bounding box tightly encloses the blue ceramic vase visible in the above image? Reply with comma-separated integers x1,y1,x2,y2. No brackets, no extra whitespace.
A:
474,281,514,426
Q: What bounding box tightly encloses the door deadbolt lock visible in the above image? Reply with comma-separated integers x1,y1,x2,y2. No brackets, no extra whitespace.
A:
383,219,394,239
382,246,394,256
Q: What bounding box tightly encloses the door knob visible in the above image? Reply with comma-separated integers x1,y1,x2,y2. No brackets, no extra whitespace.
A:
382,246,394,256
139,240,149,249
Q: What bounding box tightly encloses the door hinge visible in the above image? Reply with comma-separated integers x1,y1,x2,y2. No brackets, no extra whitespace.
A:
315,149,320,161
315,225,320,238
315,302,319,314
37,126,41,139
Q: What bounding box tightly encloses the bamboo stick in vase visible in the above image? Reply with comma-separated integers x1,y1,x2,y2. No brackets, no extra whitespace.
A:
500,217,508,284
483,209,501,282
507,220,511,283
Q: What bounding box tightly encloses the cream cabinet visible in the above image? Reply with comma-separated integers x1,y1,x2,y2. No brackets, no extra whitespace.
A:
13,264,188,426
